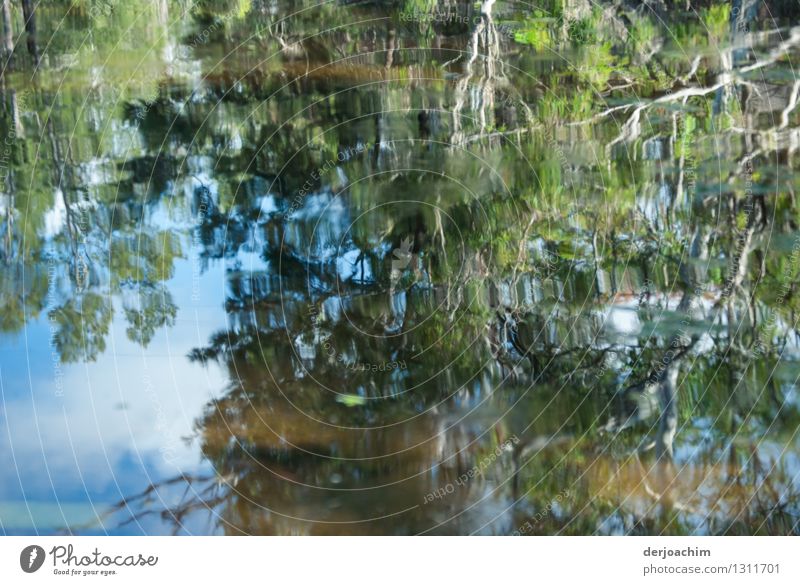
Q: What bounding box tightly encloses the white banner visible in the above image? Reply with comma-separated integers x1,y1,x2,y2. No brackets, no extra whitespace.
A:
0,537,796,584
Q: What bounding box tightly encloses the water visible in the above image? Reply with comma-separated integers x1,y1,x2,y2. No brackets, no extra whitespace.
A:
0,0,799,535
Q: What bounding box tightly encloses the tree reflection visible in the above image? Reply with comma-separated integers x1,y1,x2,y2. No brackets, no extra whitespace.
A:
1,0,799,534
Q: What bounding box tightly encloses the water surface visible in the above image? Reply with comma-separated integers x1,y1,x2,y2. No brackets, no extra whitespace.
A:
0,0,799,535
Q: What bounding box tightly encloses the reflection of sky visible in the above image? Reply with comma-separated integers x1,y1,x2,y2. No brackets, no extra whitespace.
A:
0,255,229,535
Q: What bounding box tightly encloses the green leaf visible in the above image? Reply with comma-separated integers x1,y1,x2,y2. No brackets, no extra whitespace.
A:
336,394,367,407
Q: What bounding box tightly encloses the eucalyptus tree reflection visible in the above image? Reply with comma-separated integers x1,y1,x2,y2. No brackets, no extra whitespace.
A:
0,1,183,361
169,1,800,535
1,0,798,535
